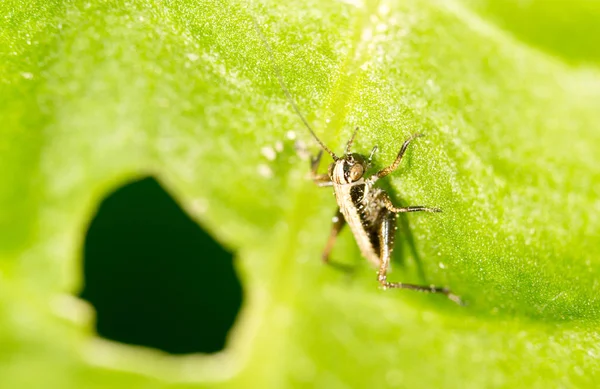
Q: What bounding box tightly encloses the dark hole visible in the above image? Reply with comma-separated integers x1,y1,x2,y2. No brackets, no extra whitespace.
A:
80,176,242,355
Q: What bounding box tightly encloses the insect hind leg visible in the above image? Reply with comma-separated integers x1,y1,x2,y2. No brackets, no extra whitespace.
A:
376,210,463,305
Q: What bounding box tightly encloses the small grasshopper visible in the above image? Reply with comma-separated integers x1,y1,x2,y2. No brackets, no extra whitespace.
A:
255,21,462,304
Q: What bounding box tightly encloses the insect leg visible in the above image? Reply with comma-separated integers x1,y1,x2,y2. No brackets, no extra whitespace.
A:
375,133,423,179
376,210,462,305
322,208,346,263
380,193,442,213
310,150,332,187
321,209,354,272
368,145,378,163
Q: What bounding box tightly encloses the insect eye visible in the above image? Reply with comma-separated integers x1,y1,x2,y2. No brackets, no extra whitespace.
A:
349,164,364,181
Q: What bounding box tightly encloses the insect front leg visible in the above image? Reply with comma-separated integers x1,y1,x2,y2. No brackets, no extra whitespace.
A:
375,133,422,179
380,192,442,213
310,150,332,187
376,210,462,305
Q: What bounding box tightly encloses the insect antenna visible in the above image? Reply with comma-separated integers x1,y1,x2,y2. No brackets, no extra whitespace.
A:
345,126,359,155
252,18,338,161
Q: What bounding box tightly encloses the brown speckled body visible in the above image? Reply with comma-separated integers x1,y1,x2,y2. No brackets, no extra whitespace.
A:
333,178,394,268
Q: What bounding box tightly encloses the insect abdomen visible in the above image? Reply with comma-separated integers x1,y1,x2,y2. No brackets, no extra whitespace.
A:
334,182,381,267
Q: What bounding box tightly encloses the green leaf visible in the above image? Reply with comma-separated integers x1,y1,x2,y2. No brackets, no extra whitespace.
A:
2,0,600,388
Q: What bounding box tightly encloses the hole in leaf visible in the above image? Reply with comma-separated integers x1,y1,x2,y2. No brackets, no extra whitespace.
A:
80,176,242,355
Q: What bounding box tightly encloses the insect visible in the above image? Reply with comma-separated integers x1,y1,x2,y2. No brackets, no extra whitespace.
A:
254,20,462,305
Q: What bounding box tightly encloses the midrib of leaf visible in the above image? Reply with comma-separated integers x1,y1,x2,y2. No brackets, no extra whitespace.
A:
321,0,377,144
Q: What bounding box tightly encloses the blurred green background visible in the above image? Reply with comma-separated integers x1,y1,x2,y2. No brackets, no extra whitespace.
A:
1,0,600,388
